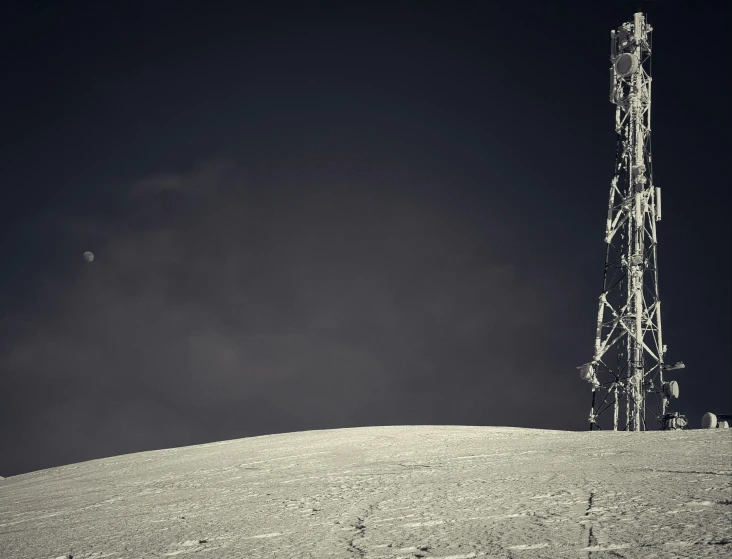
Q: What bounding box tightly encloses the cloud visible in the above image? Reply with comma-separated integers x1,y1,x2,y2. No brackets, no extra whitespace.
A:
129,158,236,197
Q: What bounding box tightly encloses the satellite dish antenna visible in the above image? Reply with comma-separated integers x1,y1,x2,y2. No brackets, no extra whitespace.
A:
83,251,95,262
662,380,679,400
614,52,640,76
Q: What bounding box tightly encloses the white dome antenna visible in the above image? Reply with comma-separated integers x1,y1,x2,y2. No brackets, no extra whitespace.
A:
702,412,732,429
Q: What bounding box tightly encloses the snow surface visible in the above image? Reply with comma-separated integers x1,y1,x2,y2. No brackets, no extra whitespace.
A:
1,425,731,558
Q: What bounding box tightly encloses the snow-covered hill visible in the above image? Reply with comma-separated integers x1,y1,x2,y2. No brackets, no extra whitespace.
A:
1,426,730,558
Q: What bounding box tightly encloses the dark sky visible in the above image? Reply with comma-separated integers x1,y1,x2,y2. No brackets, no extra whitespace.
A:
1,0,730,477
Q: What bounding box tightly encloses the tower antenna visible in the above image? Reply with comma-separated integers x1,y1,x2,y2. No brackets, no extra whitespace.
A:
578,12,687,431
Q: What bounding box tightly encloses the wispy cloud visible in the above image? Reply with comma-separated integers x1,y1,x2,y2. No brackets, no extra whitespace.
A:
129,158,236,197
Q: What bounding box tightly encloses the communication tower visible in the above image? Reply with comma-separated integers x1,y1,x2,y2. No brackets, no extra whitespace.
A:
578,12,686,431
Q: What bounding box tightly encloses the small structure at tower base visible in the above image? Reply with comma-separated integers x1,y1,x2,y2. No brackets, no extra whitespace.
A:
661,412,688,430
702,412,731,429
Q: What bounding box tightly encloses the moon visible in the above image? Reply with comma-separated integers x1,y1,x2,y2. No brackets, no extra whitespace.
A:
83,251,94,262
0,425,730,557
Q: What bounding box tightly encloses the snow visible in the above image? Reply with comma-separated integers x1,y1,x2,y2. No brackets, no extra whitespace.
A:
0,425,730,558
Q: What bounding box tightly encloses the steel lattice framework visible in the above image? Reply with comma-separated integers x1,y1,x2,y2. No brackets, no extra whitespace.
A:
578,12,686,431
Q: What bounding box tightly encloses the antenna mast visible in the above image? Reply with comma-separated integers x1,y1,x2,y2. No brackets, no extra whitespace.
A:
578,12,686,431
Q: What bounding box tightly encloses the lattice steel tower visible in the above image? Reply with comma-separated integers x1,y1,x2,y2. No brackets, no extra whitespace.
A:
578,12,686,431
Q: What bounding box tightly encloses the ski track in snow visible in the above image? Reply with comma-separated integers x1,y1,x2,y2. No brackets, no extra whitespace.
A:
0,426,730,558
